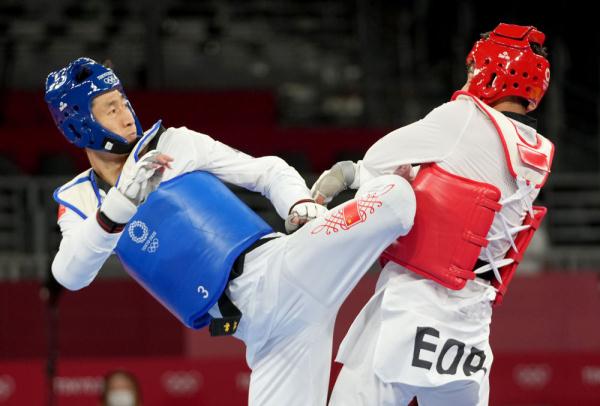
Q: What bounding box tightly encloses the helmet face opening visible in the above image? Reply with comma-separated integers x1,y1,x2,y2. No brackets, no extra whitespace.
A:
45,57,143,153
466,23,550,111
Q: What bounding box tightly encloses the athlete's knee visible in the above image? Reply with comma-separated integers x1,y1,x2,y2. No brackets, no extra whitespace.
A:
357,174,416,235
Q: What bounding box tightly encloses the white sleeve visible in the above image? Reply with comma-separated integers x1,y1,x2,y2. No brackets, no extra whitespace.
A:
158,127,312,218
356,99,474,186
52,207,121,291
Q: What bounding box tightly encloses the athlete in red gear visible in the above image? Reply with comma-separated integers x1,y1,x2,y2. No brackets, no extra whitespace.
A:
312,23,553,405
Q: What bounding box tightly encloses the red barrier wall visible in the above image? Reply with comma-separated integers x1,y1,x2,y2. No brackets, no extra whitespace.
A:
491,272,600,352
5,273,599,359
0,357,250,405
1,273,600,404
0,280,183,359
1,354,599,405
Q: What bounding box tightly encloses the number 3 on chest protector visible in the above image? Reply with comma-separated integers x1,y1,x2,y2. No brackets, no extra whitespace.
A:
197,285,209,299
412,327,487,376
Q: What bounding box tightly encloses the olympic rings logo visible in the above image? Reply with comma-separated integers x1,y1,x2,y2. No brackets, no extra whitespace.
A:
161,371,203,395
98,71,119,85
513,364,551,388
147,238,159,253
128,221,149,244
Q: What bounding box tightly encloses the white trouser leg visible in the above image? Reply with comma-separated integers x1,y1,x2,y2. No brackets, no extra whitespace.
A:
248,316,336,406
245,175,416,406
280,174,415,316
416,380,484,406
329,292,416,406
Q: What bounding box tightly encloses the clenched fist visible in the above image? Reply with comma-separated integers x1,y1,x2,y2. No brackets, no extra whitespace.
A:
285,200,328,233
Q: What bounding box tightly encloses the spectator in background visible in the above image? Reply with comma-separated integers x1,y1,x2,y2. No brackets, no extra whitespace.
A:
101,370,142,406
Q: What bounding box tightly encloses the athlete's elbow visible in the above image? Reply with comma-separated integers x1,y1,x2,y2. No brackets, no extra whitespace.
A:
51,255,89,291
263,155,291,171
260,155,303,184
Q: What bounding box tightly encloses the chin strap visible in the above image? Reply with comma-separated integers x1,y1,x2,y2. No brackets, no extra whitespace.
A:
101,136,140,154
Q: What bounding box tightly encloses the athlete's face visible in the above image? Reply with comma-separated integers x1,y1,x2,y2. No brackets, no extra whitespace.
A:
91,90,137,143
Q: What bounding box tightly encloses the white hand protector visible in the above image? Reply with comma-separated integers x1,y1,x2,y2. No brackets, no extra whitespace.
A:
310,160,357,205
117,150,169,206
285,200,328,234
100,150,172,226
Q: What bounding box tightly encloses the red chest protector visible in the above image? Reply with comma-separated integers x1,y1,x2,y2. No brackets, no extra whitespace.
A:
381,91,554,304
381,164,502,289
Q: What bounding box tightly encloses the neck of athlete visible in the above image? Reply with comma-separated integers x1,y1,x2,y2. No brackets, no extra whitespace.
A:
86,149,128,186
491,96,528,115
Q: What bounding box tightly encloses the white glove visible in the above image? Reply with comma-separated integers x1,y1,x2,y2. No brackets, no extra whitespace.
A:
100,150,173,226
285,200,328,234
117,150,172,205
310,161,357,205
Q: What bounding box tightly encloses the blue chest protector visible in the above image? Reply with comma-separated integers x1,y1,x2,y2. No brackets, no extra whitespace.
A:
115,171,273,329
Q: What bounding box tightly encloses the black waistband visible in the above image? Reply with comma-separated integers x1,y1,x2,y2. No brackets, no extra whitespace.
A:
208,235,280,337
230,235,279,281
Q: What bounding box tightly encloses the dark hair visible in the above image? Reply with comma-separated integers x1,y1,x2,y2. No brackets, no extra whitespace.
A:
530,41,548,58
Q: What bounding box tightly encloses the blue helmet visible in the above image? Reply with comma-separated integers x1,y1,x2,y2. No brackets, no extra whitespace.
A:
44,57,143,154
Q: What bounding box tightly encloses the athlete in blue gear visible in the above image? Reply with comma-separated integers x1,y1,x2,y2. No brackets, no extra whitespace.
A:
47,57,416,406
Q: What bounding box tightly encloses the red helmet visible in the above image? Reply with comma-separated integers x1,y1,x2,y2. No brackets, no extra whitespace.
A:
466,23,550,111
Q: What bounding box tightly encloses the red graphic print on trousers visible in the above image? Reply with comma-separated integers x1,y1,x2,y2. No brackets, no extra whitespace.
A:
311,184,395,235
